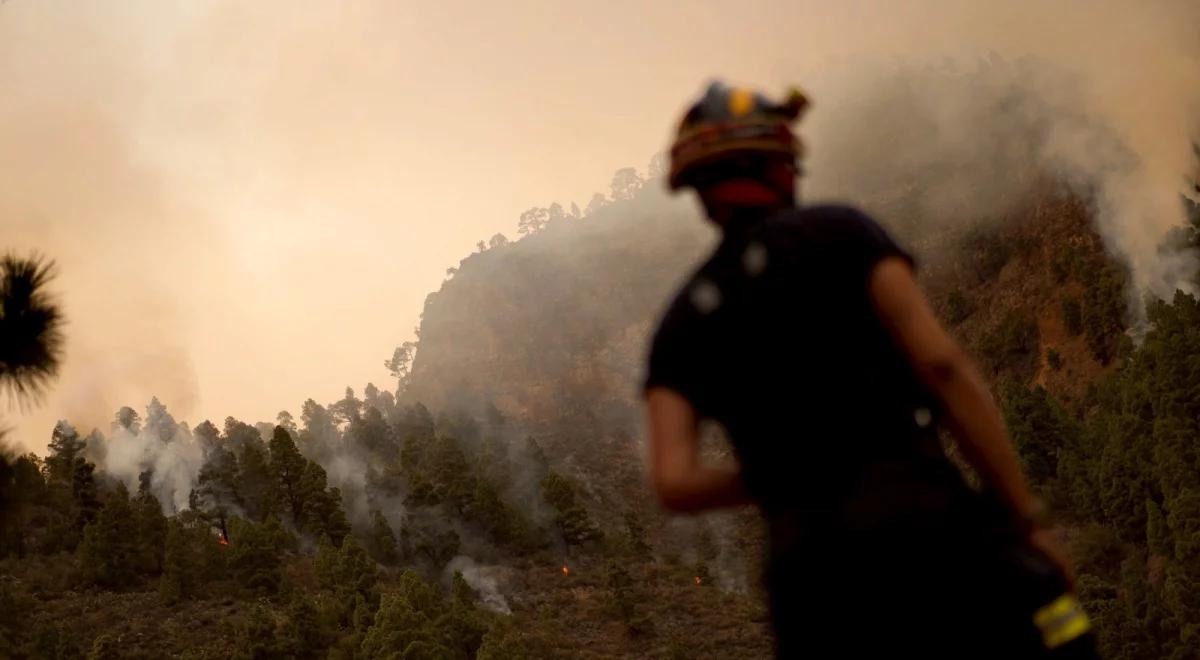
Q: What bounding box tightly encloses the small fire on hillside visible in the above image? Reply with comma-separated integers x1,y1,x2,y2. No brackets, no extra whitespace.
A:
561,565,570,577
694,575,702,586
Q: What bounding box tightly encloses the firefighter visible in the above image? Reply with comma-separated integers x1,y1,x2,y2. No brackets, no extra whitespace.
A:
644,81,1097,658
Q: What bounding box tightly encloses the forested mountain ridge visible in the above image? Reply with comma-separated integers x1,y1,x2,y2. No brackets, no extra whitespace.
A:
404,176,707,433
3,108,1199,658
1,160,1196,658
401,159,1200,658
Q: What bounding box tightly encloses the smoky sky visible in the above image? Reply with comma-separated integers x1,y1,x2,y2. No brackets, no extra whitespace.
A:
3,0,1197,452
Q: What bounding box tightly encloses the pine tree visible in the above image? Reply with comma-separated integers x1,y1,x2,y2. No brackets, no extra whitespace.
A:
1000,383,1076,485
112,406,141,435
134,482,167,575
331,387,363,426
222,416,264,452
159,519,197,603
232,605,281,660
298,461,348,543
317,533,380,633
282,594,332,660
439,597,489,659
1147,499,1171,557
45,421,84,484
269,426,308,524
470,477,520,545
350,405,394,460
337,536,379,606
192,419,220,449
622,511,651,557
0,579,33,656
359,572,446,659
237,441,276,522
430,436,474,512
540,472,600,546
78,483,140,589
451,571,474,607
227,517,283,596
606,559,653,636
193,444,241,532
0,453,44,557
70,458,101,538
39,422,98,551
367,509,399,565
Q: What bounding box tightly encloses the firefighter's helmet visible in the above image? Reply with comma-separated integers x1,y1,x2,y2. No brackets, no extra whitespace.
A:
668,81,809,191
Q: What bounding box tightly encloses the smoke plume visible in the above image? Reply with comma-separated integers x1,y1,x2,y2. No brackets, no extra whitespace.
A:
444,555,514,615
4,0,1197,453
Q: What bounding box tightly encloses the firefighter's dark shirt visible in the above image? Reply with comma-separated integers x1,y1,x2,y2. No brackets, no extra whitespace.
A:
645,203,1095,657
645,204,977,537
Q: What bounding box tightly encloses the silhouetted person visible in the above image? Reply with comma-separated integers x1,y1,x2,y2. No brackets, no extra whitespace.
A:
644,82,1097,659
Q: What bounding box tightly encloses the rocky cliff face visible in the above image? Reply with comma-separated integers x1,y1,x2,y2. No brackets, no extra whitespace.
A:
405,186,712,436
405,176,1125,442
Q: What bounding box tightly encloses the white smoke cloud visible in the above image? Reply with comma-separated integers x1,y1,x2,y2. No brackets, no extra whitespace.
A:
798,1,1200,302
96,420,204,514
444,555,513,614
325,450,373,525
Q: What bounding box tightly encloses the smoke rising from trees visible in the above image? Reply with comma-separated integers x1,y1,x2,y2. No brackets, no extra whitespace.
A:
3,0,1197,451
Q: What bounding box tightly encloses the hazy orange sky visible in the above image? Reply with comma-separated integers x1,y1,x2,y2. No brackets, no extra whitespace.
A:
4,1,1197,452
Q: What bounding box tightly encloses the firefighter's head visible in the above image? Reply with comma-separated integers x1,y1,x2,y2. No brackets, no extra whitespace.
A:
668,81,808,223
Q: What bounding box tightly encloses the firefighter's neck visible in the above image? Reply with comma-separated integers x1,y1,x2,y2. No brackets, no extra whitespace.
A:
700,180,792,233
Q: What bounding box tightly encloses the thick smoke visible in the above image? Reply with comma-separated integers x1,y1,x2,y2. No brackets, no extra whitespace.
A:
87,399,205,513
6,0,1196,455
799,2,1200,301
409,4,1200,432
444,555,514,614
804,57,1199,302
100,425,203,514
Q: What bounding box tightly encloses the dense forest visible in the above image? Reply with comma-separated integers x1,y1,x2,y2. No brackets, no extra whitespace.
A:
2,70,1200,658
0,170,774,659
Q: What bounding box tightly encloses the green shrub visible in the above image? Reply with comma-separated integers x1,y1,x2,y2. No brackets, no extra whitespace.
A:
1047,348,1063,371
944,290,973,326
1061,297,1083,336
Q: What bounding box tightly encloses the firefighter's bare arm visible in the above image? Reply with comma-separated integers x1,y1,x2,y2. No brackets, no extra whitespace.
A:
867,257,1041,523
645,387,751,512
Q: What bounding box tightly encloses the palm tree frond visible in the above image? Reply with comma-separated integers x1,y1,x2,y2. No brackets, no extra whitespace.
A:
0,253,65,407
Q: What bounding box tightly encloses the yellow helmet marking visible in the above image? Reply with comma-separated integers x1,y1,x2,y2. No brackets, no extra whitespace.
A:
728,88,755,117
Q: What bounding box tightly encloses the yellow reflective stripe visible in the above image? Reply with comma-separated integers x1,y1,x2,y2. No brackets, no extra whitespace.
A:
1033,594,1075,627
1034,594,1091,649
1046,612,1091,648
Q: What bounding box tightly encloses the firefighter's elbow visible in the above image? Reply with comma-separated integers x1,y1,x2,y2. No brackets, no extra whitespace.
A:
917,348,971,392
649,470,690,512
656,491,693,513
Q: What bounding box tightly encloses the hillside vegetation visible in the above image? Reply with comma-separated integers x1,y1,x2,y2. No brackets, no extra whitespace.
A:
2,144,1199,658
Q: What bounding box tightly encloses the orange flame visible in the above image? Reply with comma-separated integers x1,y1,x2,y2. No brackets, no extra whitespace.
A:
694,576,702,585
561,565,570,576
218,536,229,546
